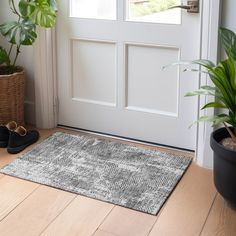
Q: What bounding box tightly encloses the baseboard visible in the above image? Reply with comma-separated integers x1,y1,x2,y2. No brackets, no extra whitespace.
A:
24,101,35,125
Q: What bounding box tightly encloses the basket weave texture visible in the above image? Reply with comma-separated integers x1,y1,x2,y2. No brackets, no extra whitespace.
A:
0,68,25,125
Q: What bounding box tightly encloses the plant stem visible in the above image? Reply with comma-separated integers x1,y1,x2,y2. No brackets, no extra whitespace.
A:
8,44,13,57
10,0,20,17
9,0,22,68
13,45,21,67
223,122,236,144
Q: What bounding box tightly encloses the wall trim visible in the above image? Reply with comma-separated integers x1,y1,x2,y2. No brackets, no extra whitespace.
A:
196,0,222,168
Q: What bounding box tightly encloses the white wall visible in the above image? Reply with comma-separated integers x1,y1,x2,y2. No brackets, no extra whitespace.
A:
0,1,35,124
220,0,236,60
221,0,236,32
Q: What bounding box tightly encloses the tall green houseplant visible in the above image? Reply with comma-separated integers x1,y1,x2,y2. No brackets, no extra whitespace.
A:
170,28,236,145
166,27,236,209
0,0,58,74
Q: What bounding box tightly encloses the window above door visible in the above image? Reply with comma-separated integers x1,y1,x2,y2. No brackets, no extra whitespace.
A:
70,0,117,20
70,0,181,24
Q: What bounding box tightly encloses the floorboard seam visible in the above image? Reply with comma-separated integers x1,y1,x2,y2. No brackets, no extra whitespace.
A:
92,229,119,236
0,174,5,180
198,192,217,236
38,194,77,236
146,203,166,236
0,183,40,223
92,205,116,236
146,165,193,236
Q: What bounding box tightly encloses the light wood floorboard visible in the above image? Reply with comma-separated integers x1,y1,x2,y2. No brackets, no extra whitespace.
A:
0,185,76,236
0,176,39,221
100,206,156,236
0,128,235,236
0,150,20,168
93,229,117,236
0,148,15,168
148,164,217,236
41,196,114,236
200,194,236,236
0,149,5,156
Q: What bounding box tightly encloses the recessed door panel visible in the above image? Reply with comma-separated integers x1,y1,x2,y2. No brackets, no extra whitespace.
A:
71,39,117,106
126,44,179,116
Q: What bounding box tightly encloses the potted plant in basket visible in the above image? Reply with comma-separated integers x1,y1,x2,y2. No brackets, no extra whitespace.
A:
0,0,58,125
170,27,236,209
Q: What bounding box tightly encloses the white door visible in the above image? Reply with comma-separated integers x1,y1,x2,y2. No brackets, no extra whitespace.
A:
57,0,201,150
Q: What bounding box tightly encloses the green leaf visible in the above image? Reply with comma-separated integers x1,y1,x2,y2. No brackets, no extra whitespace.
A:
0,46,10,65
48,0,58,11
0,20,37,45
191,59,216,68
220,27,236,60
228,112,236,127
185,87,219,97
201,102,226,110
197,114,230,127
183,68,208,74
212,66,233,97
189,114,230,128
163,59,215,70
0,21,17,43
18,0,33,17
212,115,231,126
220,58,236,91
19,0,57,28
200,85,217,91
208,69,235,110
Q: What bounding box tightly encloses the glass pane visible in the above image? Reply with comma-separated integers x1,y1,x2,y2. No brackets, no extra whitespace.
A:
127,0,181,24
70,0,116,20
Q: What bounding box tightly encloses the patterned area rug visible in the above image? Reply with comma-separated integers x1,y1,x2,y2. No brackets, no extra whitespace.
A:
0,132,192,215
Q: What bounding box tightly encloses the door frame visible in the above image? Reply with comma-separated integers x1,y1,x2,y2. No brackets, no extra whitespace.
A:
196,0,222,168
34,0,222,169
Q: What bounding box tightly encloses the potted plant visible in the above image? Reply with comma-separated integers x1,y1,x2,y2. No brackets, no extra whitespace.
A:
0,0,58,125
170,27,236,209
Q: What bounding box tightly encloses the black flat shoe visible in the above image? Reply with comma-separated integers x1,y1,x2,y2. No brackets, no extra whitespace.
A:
7,126,40,154
0,121,17,148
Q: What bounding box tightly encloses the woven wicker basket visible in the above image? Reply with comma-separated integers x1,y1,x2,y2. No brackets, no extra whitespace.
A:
0,67,25,125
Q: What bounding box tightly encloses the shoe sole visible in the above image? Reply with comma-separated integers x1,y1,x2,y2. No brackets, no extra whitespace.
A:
7,136,39,154
0,141,8,148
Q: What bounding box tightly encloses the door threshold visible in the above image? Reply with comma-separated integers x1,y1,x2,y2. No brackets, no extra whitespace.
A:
57,124,195,153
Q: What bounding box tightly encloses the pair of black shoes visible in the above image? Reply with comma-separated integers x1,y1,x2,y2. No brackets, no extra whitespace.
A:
0,121,39,154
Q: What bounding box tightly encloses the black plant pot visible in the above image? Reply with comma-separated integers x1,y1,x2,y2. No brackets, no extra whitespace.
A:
210,127,236,209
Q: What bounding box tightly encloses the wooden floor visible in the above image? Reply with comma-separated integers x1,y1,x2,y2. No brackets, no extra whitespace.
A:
0,128,235,236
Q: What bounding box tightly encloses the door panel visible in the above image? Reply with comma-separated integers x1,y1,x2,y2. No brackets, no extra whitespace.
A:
57,0,200,150
71,39,117,106
126,44,179,116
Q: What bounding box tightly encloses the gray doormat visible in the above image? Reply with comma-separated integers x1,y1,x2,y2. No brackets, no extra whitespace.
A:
0,132,192,215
